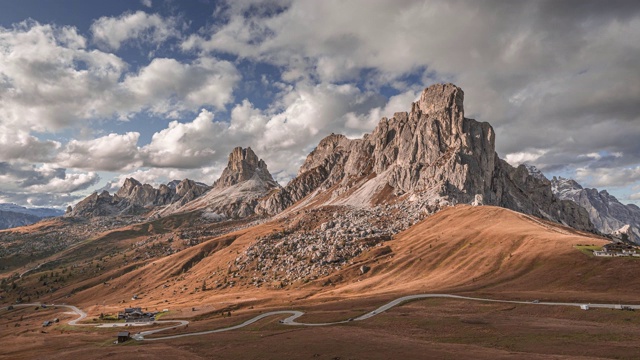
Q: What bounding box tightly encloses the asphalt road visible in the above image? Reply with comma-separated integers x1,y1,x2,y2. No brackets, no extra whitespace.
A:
133,294,640,341
2,295,639,342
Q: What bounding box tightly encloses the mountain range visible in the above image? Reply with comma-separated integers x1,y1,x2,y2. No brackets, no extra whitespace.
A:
64,84,596,236
7,84,639,248
550,175,640,243
0,203,63,230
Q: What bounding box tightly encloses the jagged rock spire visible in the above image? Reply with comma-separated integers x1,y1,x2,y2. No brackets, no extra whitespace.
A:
213,147,277,188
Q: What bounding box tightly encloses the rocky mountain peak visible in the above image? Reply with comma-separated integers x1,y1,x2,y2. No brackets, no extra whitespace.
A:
69,177,211,218
214,146,276,188
524,165,548,182
115,178,142,198
551,176,640,244
416,83,464,116
257,83,594,233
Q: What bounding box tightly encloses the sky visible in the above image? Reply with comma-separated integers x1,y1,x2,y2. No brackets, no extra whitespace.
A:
1,0,640,209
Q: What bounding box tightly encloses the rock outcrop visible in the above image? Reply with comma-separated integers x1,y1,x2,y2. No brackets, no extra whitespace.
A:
551,175,640,243
69,178,210,218
162,147,280,219
214,147,276,188
257,83,594,232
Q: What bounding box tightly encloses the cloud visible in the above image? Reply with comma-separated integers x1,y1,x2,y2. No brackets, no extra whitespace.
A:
141,0,152,8
91,11,178,51
0,21,127,132
576,166,640,188
505,149,549,167
56,132,142,172
120,56,240,115
25,172,100,193
134,81,414,179
0,21,241,135
0,191,84,208
141,109,224,168
0,162,99,194
0,127,61,163
185,0,640,186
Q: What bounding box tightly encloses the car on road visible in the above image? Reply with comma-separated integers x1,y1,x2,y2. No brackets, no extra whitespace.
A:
532,300,540,304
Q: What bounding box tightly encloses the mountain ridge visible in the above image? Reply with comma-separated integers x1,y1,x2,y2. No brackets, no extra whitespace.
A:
0,203,63,230
550,175,640,243
255,83,594,232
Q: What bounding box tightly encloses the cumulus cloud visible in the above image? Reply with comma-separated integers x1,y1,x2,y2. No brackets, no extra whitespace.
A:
91,11,178,51
141,0,152,8
56,132,142,172
121,56,240,115
0,162,99,194
0,191,84,208
0,21,127,132
0,127,61,163
576,166,640,188
25,172,100,193
3,1,640,206
0,21,240,135
137,81,413,178
141,109,224,168
505,149,549,167
185,0,640,190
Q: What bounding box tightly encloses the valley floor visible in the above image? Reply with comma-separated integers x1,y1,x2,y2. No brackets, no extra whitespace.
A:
2,205,640,359
1,295,640,359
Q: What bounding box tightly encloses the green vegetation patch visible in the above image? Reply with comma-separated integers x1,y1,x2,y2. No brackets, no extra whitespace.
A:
574,245,602,257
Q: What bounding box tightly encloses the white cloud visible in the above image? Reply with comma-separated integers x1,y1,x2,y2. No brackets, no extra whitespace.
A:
579,152,602,160
25,171,100,194
505,149,549,167
142,109,225,168
0,21,127,132
0,21,240,144
136,81,413,179
91,11,178,51
576,166,640,188
141,0,152,8
121,57,240,115
0,127,61,163
56,132,142,172
0,162,99,195
185,0,640,179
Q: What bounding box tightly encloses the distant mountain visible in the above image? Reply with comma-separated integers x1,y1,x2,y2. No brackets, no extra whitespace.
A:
550,176,640,244
68,147,279,220
68,178,211,218
0,203,63,229
159,147,280,219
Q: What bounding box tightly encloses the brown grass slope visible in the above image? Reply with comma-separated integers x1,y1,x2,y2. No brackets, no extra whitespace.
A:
328,205,640,303
64,205,640,314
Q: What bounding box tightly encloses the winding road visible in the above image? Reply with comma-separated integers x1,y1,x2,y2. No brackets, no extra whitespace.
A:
2,294,639,342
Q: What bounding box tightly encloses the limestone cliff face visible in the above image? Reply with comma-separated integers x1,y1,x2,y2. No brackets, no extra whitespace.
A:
214,147,277,188
69,178,210,218
257,83,594,232
166,147,280,219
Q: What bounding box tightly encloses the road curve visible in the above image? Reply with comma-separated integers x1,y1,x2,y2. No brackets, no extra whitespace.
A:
3,295,639,342
134,294,640,341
